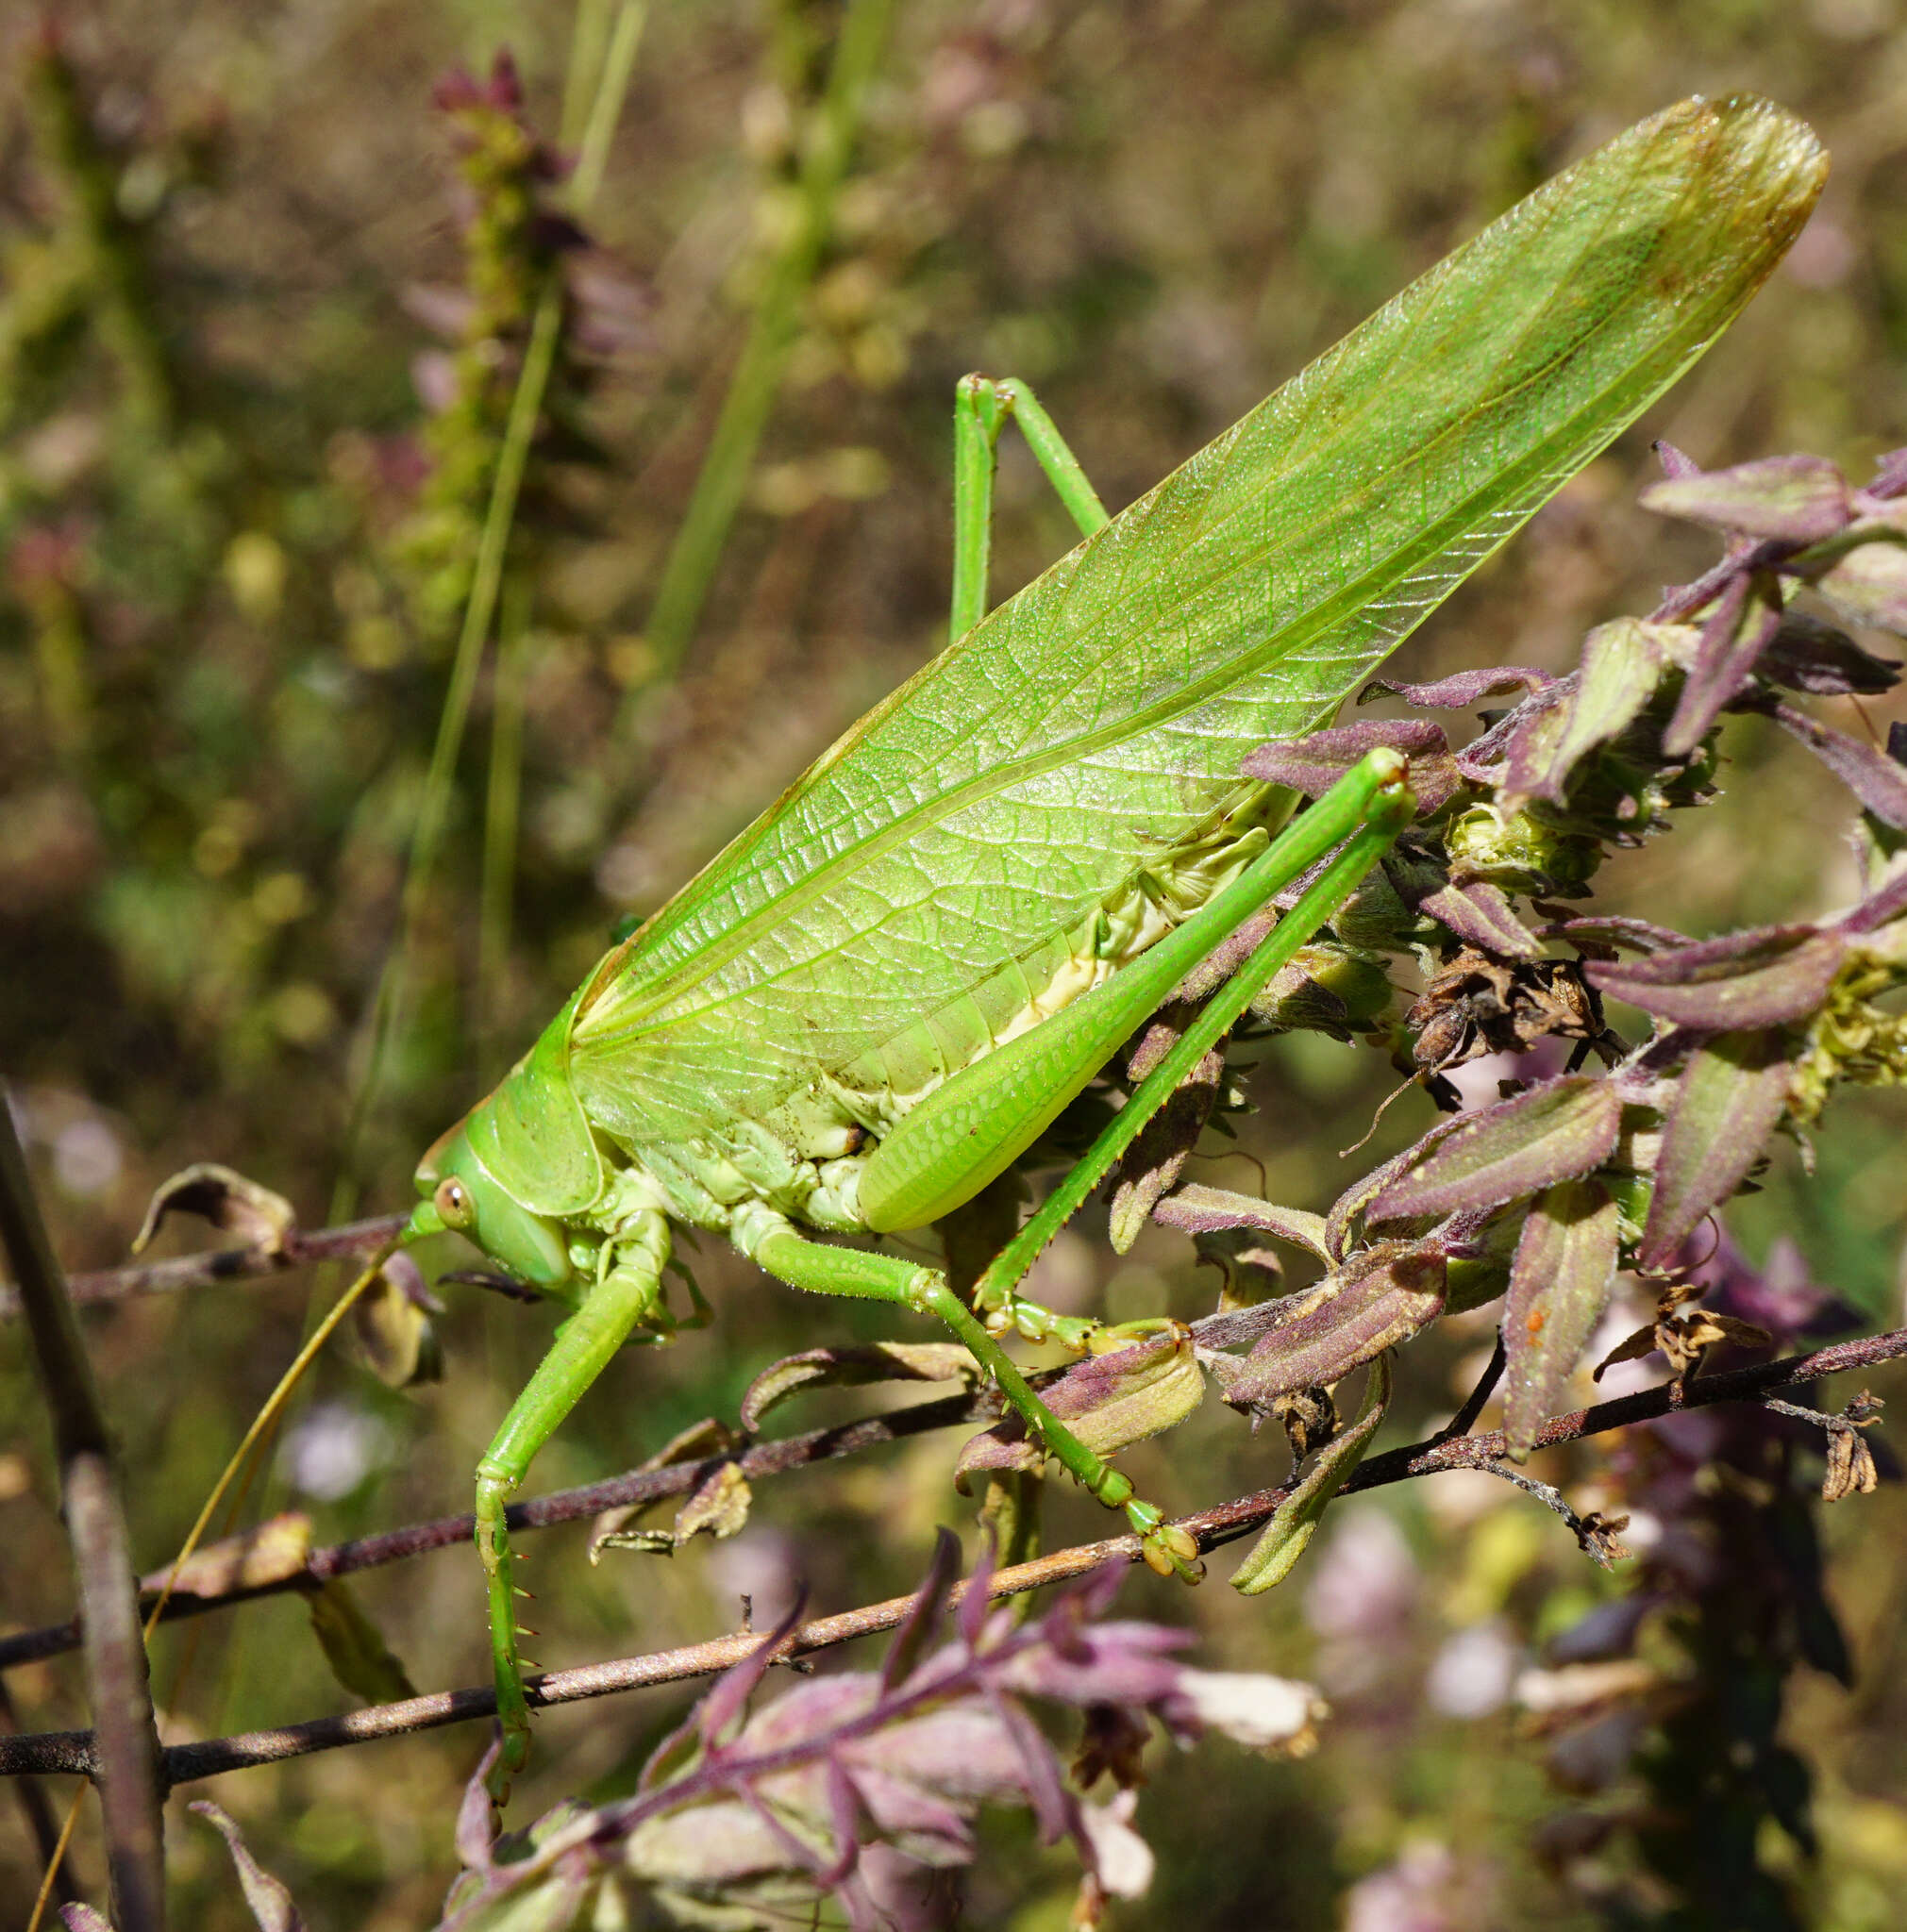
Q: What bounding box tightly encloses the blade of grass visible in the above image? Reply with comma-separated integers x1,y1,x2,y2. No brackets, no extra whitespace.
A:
569,1,647,206
477,575,533,1075
559,0,617,146
624,0,894,693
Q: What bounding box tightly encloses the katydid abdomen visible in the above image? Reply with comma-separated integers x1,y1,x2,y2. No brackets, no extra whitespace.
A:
398,96,1827,1798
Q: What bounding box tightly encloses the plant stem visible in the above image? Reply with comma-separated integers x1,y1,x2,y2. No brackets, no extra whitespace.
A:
477,575,532,1074
627,0,893,691
8,1307,1901,1791
4,1322,1902,1716
0,1092,165,1930
569,2,647,207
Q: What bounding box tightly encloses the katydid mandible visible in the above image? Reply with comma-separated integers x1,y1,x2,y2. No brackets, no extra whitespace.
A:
402,96,1826,1795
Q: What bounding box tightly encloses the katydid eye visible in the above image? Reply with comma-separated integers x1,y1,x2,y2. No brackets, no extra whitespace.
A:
435,1176,476,1230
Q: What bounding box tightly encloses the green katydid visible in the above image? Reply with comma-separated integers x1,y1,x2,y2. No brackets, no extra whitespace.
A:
401,96,1825,1794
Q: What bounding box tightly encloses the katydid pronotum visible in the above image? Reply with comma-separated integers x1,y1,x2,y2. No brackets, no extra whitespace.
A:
401,96,1826,1794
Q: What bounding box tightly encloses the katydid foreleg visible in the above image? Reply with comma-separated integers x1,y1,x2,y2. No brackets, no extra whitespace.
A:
474,1206,670,1799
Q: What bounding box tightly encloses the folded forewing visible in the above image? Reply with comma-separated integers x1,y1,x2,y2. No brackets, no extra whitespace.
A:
572,97,1824,1139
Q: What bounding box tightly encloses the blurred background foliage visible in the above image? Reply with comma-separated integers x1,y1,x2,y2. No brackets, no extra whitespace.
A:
6,1,1907,1925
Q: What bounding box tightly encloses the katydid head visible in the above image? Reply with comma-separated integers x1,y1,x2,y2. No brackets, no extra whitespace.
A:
405,1109,575,1291
405,993,607,1291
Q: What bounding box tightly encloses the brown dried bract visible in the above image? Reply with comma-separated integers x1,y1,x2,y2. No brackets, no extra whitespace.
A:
1408,948,1605,1089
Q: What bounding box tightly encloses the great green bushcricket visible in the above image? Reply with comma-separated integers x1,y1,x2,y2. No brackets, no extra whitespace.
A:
400,95,1826,1794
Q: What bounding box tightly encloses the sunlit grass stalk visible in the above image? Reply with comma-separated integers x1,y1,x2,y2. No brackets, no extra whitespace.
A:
142,1247,395,1650
477,575,532,1075
570,0,646,201
559,0,617,145
625,0,894,694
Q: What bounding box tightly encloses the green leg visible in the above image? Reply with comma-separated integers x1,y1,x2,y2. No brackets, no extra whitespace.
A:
475,1210,669,1803
949,375,1110,644
968,785,1413,1333
744,1217,1202,1581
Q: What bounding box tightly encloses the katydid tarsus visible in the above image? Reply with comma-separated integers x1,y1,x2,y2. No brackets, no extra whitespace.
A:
399,97,1825,1795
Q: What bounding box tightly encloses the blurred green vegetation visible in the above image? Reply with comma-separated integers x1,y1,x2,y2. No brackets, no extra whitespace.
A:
5,2,1907,1926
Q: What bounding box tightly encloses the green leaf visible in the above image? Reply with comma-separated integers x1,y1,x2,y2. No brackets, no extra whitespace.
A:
1418,879,1543,958
1641,454,1850,542
1151,1182,1332,1261
1587,925,1844,1030
1504,617,1667,806
1232,1354,1392,1595
306,1579,417,1706
190,1802,307,1932
1771,700,1907,828
1817,535,1907,635
955,1327,1205,1484
1503,1178,1620,1460
1664,573,1786,756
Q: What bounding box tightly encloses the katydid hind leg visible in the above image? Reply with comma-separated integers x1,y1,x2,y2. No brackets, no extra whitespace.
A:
965,755,1416,1327
861,751,1410,1240
745,1219,1202,1580
475,1211,670,1802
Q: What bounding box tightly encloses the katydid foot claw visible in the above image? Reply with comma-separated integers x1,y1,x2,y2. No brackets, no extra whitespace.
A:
1124,1498,1205,1582
979,1291,1098,1352
486,1711,532,1807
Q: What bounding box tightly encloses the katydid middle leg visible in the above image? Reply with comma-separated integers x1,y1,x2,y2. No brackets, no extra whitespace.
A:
740,1210,1202,1580
949,374,1109,644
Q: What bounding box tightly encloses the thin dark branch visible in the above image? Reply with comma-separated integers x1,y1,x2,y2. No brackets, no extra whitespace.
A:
0,1211,410,1318
5,1322,1903,1789
1346,1323,1907,1491
0,1676,78,1907
0,1391,996,1674
0,1288,1294,1675
1464,1461,1626,1566
0,1091,166,1930
1435,1331,1505,1442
